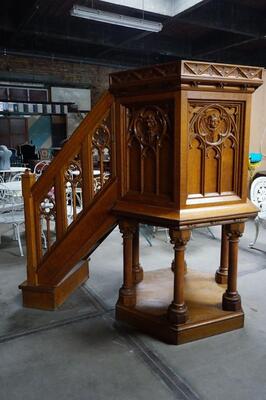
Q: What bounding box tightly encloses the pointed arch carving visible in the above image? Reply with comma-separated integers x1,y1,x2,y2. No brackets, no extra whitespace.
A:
126,101,173,200
188,101,243,198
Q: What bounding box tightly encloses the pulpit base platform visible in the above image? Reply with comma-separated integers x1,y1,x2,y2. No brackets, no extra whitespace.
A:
116,268,244,345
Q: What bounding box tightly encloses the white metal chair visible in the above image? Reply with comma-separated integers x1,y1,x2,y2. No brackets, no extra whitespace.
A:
249,176,266,247
10,172,23,182
0,183,24,256
33,160,50,179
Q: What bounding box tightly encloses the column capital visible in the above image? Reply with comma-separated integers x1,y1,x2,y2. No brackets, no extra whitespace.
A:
225,222,245,240
169,229,191,248
119,220,137,238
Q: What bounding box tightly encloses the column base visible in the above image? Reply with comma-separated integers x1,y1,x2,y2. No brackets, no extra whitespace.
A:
167,302,188,324
215,269,228,284
133,265,144,284
117,287,136,307
222,292,242,311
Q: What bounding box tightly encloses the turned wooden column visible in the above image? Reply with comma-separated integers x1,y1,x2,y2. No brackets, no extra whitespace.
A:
118,220,136,307
222,222,244,311
171,259,187,274
168,229,191,324
132,224,144,284
215,225,229,284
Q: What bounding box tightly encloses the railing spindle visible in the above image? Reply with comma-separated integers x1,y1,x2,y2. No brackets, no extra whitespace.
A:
81,139,94,207
55,172,67,240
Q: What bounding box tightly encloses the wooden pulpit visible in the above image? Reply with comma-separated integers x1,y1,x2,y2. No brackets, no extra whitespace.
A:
110,60,263,344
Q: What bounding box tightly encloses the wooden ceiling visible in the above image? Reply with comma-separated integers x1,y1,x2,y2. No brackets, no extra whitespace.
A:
0,0,266,68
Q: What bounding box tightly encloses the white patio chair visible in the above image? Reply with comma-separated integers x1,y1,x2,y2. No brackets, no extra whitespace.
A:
249,176,266,247
0,183,24,256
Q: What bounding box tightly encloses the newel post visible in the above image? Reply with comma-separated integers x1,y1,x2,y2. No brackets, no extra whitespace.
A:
22,170,38,285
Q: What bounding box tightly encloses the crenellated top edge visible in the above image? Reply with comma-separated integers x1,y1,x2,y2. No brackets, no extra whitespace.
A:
109,60,263,95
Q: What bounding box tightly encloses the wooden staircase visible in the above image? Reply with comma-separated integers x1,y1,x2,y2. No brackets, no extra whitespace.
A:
20,91,119,309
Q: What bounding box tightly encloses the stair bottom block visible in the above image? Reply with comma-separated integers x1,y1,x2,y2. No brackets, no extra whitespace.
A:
116,268,244,345
19,260,89,310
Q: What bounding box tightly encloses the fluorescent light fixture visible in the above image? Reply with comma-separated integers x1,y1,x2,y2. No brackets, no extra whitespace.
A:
70,5,163,32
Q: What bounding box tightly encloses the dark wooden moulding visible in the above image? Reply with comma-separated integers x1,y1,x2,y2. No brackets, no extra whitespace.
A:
110,60,263,344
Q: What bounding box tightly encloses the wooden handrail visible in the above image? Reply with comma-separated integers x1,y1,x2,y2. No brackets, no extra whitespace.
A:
31,91,114,200
22,89,116,272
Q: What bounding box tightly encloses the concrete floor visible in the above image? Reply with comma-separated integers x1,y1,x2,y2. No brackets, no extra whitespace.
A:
0,220,266,400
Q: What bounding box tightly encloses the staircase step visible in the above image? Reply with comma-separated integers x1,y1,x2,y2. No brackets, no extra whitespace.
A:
19,260,89,310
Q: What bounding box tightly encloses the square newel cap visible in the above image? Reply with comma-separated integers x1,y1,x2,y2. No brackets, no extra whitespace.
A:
109,60,263,95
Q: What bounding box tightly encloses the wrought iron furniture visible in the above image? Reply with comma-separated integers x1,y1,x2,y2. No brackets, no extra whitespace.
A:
20,143,38,169
249,176,266,247
33,161,51,179
0,181,24,256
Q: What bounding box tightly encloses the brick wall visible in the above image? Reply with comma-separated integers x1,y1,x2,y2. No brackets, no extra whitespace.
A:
0,55,121,106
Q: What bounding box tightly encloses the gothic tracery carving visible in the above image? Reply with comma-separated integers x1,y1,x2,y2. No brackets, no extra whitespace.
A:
64,159,82,186
188,101,242,197
128,105,170,155
92,112,112,193
189,103,238,147
92,120,111,149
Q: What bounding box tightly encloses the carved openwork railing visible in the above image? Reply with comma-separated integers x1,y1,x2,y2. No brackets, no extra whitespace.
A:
22,92,115,285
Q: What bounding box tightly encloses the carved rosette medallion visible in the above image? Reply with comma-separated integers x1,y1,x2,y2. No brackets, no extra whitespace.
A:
128,105,170,155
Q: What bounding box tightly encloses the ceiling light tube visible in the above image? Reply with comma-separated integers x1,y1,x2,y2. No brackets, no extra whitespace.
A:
70,5,163,32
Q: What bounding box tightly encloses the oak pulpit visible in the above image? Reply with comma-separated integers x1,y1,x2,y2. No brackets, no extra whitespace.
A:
110,60,263,344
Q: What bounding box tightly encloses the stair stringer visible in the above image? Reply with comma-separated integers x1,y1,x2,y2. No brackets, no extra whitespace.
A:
37,179,119,286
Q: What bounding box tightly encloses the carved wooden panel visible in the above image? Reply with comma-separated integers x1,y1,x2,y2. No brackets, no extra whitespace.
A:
126,101,174,201
187,101,244,200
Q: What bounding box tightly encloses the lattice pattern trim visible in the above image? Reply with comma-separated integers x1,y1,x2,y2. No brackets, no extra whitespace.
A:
181,61,263,83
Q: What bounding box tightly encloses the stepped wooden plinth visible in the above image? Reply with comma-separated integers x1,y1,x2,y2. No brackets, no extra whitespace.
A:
19,260,89,310
116,268,244,345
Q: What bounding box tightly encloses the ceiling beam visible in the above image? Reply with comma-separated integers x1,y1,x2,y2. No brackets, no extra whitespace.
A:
16,14,191,58
19,27,190,58
195,35,259,58
199,41,266,67
13,0,42,35
178,0,266,38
